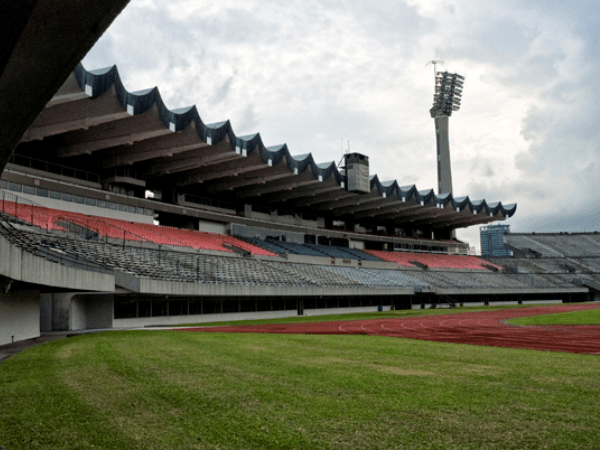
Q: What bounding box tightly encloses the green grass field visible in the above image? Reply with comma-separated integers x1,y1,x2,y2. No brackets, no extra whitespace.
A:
508,308,600,326
173,303,573,328
1,325,599,449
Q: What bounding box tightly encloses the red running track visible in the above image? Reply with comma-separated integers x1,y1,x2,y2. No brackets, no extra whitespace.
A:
180,303,600,355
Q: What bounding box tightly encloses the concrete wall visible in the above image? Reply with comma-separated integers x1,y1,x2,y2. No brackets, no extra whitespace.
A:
113,305,393,328
51,292,73,331
198,220,227,234
49,292,114,331
85,294,113,329
303,305,391,317
0,234,115,292
0,290,40,346
349,240,365,250
113,309,298,328
2,188,153,224
71,295,87,330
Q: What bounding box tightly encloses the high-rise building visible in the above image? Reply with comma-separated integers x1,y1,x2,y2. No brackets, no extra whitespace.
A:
480,224,512,257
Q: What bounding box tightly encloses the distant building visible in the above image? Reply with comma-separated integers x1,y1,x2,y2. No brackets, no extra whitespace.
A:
480,224,511,257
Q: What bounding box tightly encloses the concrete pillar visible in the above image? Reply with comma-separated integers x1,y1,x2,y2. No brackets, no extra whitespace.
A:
51,293,76,331
0,290,40,345
434,115,452,195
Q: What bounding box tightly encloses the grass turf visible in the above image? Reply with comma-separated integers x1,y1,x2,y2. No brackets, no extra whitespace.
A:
1,329,599,449
508,307,600,326
172,302,577,328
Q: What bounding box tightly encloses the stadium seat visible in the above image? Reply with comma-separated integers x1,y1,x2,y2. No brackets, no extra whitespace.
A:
0,203,277,256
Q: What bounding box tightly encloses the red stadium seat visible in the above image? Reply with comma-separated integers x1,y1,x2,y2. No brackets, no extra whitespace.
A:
364,250,503,270
0,202,277,255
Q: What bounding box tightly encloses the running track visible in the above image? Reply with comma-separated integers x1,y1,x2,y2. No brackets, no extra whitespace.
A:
181,303,600,355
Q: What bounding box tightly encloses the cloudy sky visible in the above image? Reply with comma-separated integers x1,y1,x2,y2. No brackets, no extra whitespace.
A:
83,0,600,252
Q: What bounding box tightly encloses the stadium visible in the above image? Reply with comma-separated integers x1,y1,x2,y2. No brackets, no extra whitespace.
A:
1,3,600,449
0,2,598,345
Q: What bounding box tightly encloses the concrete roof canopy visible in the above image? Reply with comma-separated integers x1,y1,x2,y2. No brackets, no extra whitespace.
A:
0,0,131,173
18,62,516,231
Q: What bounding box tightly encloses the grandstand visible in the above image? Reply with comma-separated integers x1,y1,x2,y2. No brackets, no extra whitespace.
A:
1,7,596,346
483,232,600,299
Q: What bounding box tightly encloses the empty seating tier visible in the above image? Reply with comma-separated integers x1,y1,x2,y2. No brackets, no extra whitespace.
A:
365,250,503,271
246,238,383,261
0,217,594,292
0,202,276,256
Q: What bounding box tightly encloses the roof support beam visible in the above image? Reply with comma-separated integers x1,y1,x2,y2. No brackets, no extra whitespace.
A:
427,212,505,228
265,183,344,204
285,190,356,207
237,178,320,199
55,104,170,158
0,0,131,174
24,110,132,143
385,209,448,225
405,207,467,227
174,162,268,186
313,193,378,210
99,123,212,168
326,196,394,215
142,144,236,177
370,205,438,221
21,77,131,142
102,141,210,168
354,202,422,220
206,169,295,193
58,128,172,158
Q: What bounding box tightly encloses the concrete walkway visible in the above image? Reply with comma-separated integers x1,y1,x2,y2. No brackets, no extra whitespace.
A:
0,333,69,364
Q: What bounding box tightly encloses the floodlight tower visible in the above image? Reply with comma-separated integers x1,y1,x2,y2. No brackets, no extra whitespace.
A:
430,71,464,195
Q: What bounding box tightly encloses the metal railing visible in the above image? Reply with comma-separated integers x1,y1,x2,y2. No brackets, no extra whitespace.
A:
177,193,236,211
8,153,100,183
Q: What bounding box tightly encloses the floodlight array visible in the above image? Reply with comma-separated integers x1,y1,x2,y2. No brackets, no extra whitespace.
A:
431,71,464,116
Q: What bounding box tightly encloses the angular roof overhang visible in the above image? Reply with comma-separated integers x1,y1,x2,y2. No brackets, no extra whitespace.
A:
18,63,516,230
0,1,130,174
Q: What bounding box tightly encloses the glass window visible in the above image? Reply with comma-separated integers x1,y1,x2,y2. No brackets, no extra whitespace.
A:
61,193,72,202
0,180,7,189
97,200,106,208
257,299,272,312
114,298,137,319
144,208,154,216
128,205,135,213
151,299,168,317
85,197,96,206
222,299,239,313
36,187,48,197
138,299,151,318
118,204,127,211
189,299,202,315
274,298,288,310
49,190,61,199
108,202,117,210
136,207,144,215
22,185,35,195
73,195,84,204
240,300,255,313
8,182,22,192
202,299,221,315
169,299,188,316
